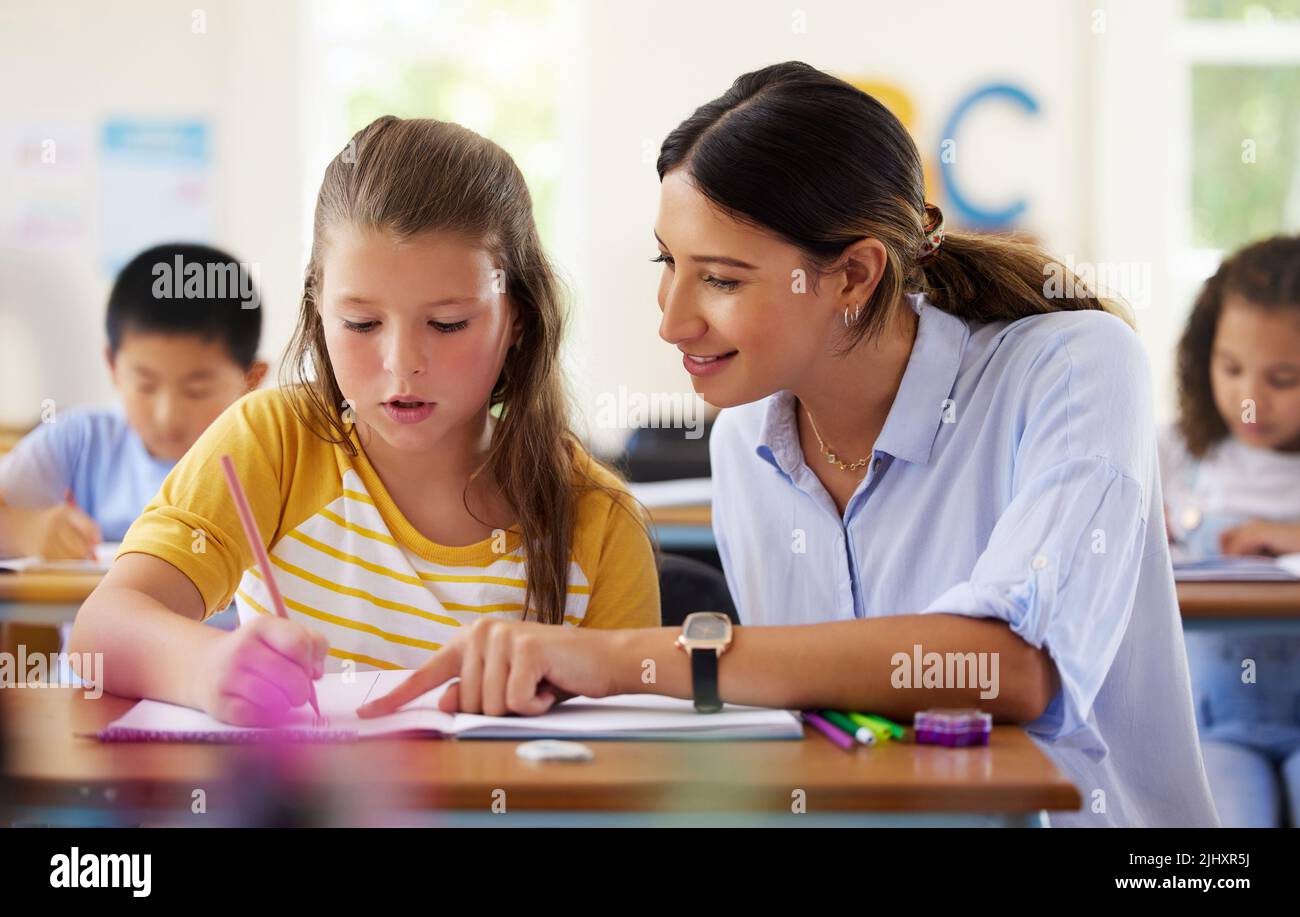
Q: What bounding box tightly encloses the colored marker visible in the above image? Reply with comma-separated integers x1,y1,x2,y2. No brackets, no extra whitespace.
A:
803,711,855,751
847,712,892,743
856,712,906,741
822,710,876,746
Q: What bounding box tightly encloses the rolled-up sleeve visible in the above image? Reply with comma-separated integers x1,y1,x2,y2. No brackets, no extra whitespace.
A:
920,314,1155,749
921,456,1147,744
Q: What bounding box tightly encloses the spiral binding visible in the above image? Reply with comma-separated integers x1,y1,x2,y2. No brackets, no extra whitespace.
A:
97,727,359,743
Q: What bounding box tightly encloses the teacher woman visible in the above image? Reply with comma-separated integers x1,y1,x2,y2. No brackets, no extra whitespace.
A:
362,62,1218,828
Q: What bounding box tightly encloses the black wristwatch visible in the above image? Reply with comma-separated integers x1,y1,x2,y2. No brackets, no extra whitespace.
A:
675,612,734,713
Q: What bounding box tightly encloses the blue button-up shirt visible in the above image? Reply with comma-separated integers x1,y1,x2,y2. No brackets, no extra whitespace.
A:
710,293,1219,827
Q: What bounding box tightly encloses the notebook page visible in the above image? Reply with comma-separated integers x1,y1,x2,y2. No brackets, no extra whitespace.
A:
448,693,802,740
96,671,456,742
95,672,800,742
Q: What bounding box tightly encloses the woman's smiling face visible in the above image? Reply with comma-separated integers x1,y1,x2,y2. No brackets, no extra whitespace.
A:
654,169,849,408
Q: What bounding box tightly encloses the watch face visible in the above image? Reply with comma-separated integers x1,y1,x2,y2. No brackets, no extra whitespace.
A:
686,613,729,641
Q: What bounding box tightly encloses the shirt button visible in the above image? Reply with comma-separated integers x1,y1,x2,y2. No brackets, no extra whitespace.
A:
1032,555,1049,571
872,457,882,472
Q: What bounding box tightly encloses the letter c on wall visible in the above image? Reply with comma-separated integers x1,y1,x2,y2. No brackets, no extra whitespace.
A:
939,83,1040,230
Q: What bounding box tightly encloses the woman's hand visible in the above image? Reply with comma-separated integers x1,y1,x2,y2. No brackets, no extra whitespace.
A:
357,618,622,719
1219,519,1300,557
195,615,329,726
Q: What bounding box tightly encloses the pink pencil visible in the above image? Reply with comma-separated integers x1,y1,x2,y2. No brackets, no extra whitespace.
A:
219,454,322,722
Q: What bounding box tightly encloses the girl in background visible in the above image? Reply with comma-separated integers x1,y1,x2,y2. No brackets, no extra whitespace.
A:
1161,234,1300,826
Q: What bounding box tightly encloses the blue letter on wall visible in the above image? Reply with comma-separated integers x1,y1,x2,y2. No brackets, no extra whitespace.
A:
939,83,1039,230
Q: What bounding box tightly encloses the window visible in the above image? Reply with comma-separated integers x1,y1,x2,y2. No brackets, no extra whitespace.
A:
303,0,581,259
1182,2,1300,252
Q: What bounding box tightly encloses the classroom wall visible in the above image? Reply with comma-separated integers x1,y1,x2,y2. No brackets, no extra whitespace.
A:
575,0,1097,451
0,0,305,428
1,0,1179,451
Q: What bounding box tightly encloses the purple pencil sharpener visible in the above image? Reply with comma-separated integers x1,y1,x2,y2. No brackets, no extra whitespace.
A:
913,709,992,747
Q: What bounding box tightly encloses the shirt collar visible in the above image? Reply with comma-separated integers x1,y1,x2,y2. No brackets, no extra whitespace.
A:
756,294,969,474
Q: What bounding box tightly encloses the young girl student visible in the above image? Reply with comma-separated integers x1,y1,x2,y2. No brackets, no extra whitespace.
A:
1160,235,1300,827
71,116,660,725
361,62,1218,828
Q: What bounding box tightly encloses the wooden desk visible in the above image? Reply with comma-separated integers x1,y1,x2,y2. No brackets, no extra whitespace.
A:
0,571,101,627
0,687,1080,827
1176,580,1300,634
647,505,711,527
0,424,31,456
0,571,101,606
646,504,716,551
0,572,100,660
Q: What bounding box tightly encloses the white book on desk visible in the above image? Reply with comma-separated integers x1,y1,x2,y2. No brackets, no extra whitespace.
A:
92,670,802,743
1171,551,1300,582
627,477,712,508
0,541,120,575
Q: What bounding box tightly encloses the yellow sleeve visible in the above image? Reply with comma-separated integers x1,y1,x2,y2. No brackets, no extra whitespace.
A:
572,457,661,630
117,388,294,619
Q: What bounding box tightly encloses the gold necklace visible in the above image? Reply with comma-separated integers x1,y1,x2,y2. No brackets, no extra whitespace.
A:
803,405,871,473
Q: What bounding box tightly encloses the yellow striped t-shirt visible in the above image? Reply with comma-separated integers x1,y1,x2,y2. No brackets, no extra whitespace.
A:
118,387,660,671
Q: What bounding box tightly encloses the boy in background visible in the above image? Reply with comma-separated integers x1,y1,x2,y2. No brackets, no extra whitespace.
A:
0,242,266,559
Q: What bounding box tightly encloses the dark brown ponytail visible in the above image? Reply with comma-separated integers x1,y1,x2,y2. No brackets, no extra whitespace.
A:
657,61,1131,344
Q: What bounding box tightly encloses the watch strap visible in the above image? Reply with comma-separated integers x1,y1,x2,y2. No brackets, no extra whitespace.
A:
690,646,722,713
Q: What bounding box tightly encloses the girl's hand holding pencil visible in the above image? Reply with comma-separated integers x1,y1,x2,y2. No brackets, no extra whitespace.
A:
215,454,329,726
195,614,328,727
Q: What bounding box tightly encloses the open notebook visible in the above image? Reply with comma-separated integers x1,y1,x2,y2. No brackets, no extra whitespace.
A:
93,670,803,743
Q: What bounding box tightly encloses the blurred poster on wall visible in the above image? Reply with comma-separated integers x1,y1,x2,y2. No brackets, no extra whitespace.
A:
99,119,212,275
0,119,93,252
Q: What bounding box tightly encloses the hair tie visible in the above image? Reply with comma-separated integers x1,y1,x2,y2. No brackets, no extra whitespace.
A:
917,203,945,262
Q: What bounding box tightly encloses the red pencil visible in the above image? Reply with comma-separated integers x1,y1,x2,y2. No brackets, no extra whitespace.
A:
219,454,322,722
64,488,98,561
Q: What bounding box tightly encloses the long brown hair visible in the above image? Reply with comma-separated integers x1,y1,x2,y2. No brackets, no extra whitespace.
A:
1176,234,1300,457
282,115,625,625
656,61,1131,345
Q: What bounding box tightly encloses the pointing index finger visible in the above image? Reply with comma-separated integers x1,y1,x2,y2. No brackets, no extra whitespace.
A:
357,643,462,718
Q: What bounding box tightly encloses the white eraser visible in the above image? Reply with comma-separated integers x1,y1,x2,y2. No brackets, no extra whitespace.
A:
515,739,595,763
